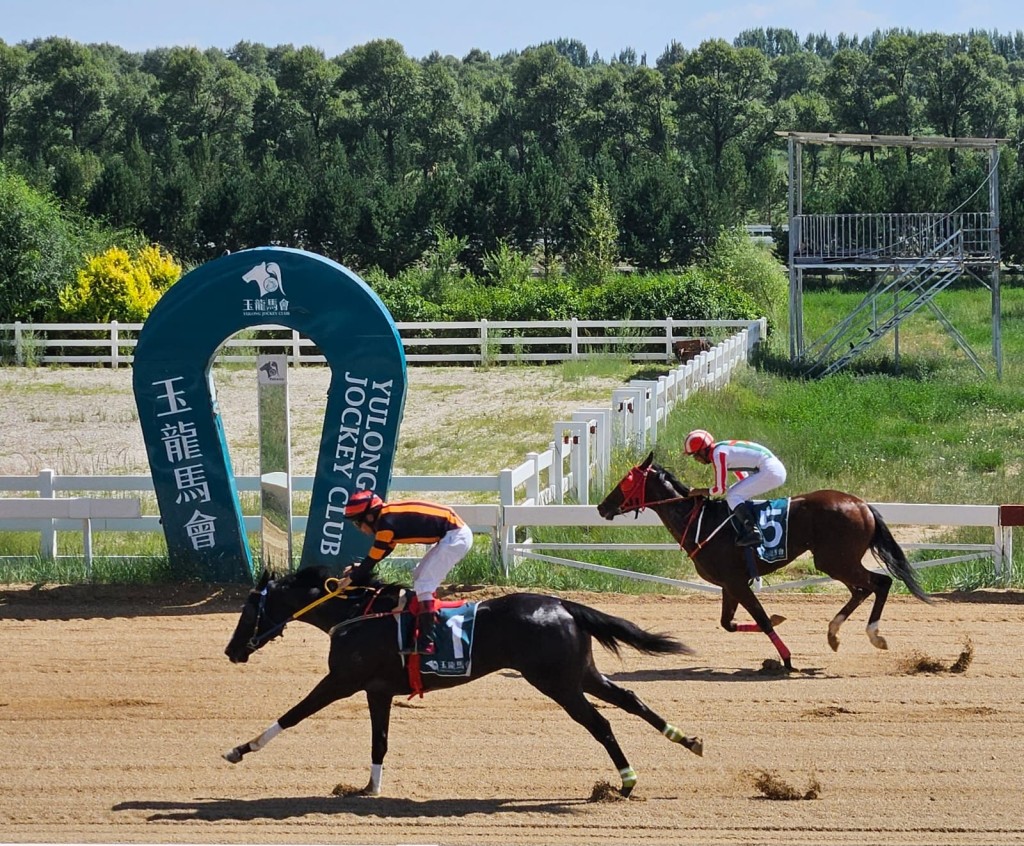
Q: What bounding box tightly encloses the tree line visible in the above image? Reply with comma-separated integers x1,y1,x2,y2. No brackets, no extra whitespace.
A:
1,27,1023,324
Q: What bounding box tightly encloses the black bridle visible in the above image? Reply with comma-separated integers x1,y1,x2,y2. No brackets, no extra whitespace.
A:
244,577,353,652
243,579,402,653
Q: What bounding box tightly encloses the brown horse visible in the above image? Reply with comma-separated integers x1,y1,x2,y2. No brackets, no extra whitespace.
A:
596,452,931,671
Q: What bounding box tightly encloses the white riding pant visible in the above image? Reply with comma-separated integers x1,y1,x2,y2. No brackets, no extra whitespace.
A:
725,458,787,510
413,524,474,601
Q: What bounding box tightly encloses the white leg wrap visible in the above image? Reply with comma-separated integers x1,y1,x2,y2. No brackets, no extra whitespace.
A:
250,721,282,751
369,763,383,794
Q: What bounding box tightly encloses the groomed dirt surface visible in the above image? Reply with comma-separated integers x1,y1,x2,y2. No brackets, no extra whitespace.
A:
2,585,1023,845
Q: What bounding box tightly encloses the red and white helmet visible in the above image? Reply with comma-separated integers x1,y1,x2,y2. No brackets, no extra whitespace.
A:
684,429,714,455
344,489,384,520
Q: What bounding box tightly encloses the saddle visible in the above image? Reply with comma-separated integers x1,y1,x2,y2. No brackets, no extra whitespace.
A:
398,597,479,697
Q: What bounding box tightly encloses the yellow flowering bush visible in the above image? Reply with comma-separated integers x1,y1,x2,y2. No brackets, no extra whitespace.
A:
57,245,182,321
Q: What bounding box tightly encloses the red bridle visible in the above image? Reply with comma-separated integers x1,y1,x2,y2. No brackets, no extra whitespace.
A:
614,463,706,557
615,464,689,514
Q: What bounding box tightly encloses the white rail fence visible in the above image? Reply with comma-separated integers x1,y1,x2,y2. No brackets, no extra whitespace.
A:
0,321,760,557
0,317,757,367
2,318,1016,584
0,471,1015,584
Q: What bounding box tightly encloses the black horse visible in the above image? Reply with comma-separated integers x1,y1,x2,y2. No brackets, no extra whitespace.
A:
223,565,703,797
597,452,932,671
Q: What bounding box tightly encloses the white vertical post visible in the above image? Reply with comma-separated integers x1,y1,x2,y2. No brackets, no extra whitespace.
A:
574,410,608,491
39,468,56,559
480,318,489,365
524,452,540,504
82,517,94,580
258,354,293,573
665,316,674,362
571,317,579,359
14,321,23,365
498,467,515,574
111,321,120,369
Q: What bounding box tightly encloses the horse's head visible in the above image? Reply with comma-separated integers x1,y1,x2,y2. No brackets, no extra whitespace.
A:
224,565,344,663
597,451,690,519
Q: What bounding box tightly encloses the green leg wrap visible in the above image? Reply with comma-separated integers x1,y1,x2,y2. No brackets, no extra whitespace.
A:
662,724,684,743
618,766,638,795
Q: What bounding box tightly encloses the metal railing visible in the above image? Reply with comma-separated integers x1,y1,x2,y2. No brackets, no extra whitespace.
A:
792,212,994,263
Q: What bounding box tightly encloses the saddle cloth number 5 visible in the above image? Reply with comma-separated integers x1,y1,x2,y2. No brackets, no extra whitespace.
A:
758,503,784,550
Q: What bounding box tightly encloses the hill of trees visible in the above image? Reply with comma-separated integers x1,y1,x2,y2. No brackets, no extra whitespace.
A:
1,27,1022,323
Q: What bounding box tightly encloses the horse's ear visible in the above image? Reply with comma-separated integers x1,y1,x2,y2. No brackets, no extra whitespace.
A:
256,569,272,589
641,451,655,469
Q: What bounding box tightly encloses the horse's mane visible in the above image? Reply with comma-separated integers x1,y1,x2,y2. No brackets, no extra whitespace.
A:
657,463,691,497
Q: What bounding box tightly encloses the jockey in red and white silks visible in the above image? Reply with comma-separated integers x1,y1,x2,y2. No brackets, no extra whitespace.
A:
684,429,787,548
706,439,787,509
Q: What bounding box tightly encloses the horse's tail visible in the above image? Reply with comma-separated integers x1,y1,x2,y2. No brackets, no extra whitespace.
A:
868,504,933,604
561,600,695,657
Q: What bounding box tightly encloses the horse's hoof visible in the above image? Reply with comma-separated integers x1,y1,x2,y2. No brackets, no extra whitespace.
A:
866,623,888,650
361,782,382,797
828,632,840,652
619,783,635,799
223,748,243,764
769,614,787,626
689,737,704,757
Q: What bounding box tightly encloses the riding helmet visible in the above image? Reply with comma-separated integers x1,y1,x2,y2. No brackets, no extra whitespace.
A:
344,489,384,519
684,429,714,455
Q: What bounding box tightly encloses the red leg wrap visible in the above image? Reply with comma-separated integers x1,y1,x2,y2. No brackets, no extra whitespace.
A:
768,630,791,661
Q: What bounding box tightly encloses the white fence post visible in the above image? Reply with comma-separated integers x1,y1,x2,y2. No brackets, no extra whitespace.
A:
664,317,674,362
14,321,23,365
574,409,609,492
571,317,579,359
480,318,489,365
110,321,120,370
38,468,56,559
498,467,515,574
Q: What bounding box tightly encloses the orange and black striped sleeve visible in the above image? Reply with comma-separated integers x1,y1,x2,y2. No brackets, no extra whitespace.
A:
363,501,465,564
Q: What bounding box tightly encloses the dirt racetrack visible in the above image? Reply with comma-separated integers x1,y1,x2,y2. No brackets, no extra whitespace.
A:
2,584,1023,846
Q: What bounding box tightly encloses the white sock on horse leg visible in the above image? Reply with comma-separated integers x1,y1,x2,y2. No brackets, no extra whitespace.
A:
250,721,282,751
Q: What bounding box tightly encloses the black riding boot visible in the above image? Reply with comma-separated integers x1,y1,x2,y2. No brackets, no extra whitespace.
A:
415,600,438,655
730,502,763,547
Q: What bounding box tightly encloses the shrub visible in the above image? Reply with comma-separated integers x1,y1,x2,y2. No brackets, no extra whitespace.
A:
56,245,182,322
0,167,82,321
581,268,761,322
704,227,788,332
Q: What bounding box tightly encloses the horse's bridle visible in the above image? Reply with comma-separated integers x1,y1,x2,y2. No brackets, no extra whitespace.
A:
614,464,690,515
613,463,710,556
244,576,352,652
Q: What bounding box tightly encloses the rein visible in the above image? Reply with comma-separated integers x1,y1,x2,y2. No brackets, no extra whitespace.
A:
614,463,721,559
247,576,352,651
328,586,409,634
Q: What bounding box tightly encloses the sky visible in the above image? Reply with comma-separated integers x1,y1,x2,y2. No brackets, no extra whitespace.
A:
2,0,1022,60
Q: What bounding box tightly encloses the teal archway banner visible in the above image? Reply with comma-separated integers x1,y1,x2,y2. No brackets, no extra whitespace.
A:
133,247,407,582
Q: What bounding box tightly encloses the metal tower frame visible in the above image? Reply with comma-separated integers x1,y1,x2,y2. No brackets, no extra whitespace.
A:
778,131,1008,379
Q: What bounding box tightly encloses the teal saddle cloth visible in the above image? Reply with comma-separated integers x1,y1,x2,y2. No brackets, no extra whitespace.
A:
751,497,790,564
397,602,479,676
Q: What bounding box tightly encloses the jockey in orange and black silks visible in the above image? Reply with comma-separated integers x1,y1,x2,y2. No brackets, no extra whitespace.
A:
342,492,473,654
683,430,787,548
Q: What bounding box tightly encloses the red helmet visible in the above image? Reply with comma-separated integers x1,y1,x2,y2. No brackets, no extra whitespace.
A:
344,490,384,520
684,429,714,455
